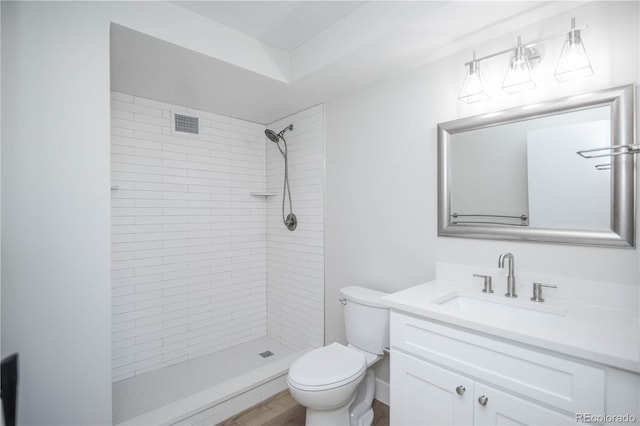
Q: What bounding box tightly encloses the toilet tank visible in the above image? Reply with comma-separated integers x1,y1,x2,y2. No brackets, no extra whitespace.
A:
341,286,389,355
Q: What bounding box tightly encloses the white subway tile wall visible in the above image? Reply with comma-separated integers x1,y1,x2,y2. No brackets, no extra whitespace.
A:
111,93,270,381
266,105,325,350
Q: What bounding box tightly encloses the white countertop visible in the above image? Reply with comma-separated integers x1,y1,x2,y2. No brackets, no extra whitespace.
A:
382,279,640,373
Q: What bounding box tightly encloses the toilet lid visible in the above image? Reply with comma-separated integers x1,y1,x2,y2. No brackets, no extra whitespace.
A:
288,343,366,390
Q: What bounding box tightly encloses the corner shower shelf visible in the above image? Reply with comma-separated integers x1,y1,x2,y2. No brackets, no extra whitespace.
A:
250,192,277,197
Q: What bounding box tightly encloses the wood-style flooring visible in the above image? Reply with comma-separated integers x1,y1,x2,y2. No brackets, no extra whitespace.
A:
219,390,390,426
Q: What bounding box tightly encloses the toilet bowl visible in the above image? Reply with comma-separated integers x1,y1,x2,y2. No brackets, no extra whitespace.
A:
287,286,389,426
288,343,366,425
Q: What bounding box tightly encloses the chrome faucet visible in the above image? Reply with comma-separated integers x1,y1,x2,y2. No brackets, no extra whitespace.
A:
498,253,517,298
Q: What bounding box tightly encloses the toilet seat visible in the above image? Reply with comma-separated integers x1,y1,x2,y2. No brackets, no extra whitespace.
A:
288,343,366,392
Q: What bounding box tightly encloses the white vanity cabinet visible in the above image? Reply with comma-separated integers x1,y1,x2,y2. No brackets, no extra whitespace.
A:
392,351,574,425
390,311,638,426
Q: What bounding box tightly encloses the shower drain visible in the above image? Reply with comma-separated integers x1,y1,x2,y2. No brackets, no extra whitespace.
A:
259,351,274,358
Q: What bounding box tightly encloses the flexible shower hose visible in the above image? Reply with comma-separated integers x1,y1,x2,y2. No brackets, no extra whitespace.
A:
275,136,294,228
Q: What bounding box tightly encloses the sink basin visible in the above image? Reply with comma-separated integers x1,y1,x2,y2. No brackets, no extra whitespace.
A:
433,291,568,326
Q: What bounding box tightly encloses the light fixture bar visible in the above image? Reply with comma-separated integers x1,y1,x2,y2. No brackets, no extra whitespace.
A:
463,24,587,67
458,17,593,103
463,46,519,66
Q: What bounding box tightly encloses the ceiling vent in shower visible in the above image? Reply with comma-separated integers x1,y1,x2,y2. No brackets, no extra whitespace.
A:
174,113,199,134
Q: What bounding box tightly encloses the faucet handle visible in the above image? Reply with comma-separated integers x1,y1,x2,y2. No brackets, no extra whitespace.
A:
531,282,557,302
473,274,494,293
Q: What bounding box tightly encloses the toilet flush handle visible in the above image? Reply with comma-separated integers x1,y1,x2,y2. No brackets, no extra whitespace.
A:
338,298,347,305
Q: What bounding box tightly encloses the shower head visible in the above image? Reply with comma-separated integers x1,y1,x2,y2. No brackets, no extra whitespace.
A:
264,124,294,143
265,129,280,143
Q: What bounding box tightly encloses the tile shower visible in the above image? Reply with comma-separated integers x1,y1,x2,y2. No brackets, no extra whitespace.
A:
110,92,324,424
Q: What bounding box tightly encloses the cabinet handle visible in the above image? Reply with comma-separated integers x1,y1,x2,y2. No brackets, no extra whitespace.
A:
455,385,465,395
477,395,488,406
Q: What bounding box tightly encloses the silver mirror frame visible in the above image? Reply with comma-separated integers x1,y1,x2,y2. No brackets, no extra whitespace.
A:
438,84,636,248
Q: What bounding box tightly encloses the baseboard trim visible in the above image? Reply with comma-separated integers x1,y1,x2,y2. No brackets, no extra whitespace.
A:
374,378,390,406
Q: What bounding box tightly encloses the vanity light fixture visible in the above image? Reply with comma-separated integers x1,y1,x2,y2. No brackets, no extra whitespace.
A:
458,17,592,103
554,17,594,82
502,36,537,94
458,51,490,103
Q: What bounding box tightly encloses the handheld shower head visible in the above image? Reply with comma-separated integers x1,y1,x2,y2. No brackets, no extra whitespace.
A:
265,128,280,143
264,124,294,143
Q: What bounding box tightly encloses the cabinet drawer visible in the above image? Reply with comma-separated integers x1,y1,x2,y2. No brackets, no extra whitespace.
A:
391,312,605,414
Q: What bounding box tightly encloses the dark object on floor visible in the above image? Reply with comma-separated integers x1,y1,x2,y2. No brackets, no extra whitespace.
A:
1,353,19,426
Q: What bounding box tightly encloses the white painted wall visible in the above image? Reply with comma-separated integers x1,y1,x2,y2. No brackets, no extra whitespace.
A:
2,2,113,424
266,105,325,351
325,1,639,382
1,2,290,424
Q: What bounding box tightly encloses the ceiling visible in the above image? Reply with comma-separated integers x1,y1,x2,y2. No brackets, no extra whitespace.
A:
170,1,366,51
111,1,586,124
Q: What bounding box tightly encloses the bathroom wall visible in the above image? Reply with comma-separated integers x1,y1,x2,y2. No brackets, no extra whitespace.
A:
2,3,113,424
110,93,268,381
266,105,325,350
2,2,294,422
325,0,640,379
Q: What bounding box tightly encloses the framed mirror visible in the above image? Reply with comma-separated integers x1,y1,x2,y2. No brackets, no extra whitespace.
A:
438,84,635,248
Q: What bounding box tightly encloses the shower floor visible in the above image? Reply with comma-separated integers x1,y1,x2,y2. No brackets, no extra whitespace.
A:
112,336,301,425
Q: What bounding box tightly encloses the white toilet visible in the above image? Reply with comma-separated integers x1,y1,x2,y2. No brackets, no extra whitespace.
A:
287,286,389,426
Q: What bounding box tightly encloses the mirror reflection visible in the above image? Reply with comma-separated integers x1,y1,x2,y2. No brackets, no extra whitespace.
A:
450,106,611,231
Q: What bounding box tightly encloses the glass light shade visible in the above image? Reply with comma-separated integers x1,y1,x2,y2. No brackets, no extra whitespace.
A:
502,47,536,94
554,30,593,82
459,62,490,103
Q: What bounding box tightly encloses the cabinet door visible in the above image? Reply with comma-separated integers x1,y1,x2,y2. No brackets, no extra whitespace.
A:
391,351,474,425
474,383,574,425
